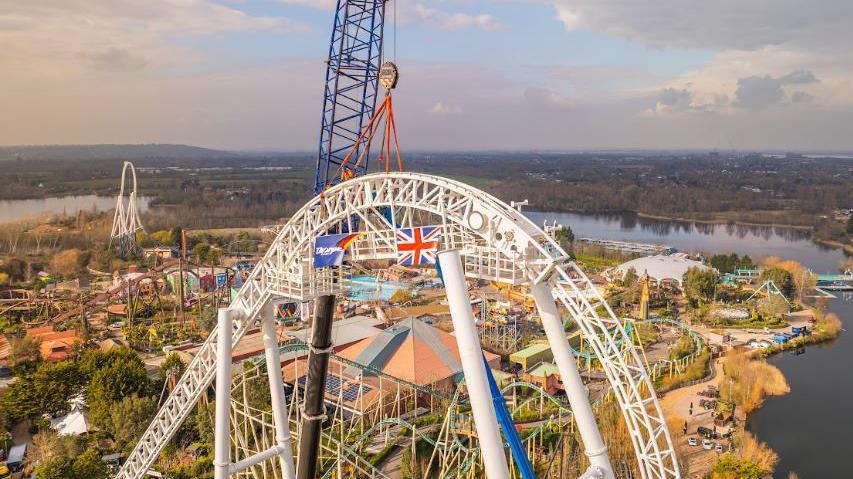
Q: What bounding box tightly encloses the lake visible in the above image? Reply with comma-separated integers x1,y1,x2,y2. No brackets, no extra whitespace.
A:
0,195,151,223
526,211,851,478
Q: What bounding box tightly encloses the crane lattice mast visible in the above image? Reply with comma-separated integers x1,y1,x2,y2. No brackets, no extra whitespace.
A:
315,0,387,193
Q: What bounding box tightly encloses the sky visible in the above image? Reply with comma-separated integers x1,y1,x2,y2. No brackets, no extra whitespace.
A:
2,0,853,151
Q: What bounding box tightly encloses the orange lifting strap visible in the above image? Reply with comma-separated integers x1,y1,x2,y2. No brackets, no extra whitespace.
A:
336,92,403,184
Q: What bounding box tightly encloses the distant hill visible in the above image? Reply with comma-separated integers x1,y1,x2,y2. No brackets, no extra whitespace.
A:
0,144,240,161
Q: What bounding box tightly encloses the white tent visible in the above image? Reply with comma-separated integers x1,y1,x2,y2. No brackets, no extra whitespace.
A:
608,254,711,287
49,397,90,436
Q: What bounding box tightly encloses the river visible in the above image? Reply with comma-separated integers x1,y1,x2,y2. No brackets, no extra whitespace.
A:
0,195,151,223
526,211,851,478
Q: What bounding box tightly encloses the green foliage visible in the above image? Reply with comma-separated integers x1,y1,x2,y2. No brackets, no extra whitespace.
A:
8,335,40,368
759,267,795,298
554,226,574,252
710,253,755,274
0,258,28,283
170,226,184,248
389,288,414,304
33,457,75,479
711,453,764,479
668,334,696,360
32,360,84,416
158,353,187,384
191,242,220,263
1,359,83,421
622,266,638,287
71,448,109,479
107,395,157,453
683,267,720,305
32,448,108,479
87,348,151,429
658,351,710,392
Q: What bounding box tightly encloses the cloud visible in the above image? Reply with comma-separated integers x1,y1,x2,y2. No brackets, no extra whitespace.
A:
429,102,462,115
733,75,786,110
791,91,815,103
524,87,573,111
276,1,500,30
407,4,501,30
656,87,693,111
547,0,853,51
780,69,819,85
82,48,149,71
732,70,821,109
0,0,304,77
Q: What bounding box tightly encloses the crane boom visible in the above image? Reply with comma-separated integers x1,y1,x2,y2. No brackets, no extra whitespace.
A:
315,0,387,193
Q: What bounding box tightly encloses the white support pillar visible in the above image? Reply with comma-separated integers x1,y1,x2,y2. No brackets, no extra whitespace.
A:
438,249,510,479
261,305,297,479
531,282,615,479
214,308,234,479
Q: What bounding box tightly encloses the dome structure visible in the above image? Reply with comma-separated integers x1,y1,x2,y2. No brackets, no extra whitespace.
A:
609,254,711,287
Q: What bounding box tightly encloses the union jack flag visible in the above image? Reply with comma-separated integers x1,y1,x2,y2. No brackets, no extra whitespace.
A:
395,226,441,266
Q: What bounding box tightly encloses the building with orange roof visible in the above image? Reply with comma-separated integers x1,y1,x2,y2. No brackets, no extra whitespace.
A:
26,326,82,362
337,316,501,394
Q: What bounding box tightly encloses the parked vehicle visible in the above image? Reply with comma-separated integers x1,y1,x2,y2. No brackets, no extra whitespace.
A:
697,426,718,439
702,439,713,450
688,437,698,446
716,443,725,453
5,444,26,473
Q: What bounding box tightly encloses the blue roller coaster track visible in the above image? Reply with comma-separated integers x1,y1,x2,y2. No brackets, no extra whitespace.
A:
315,0,387,194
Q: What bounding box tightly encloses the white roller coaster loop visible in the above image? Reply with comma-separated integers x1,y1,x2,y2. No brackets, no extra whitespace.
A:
110,161,145,257
115,172,679,479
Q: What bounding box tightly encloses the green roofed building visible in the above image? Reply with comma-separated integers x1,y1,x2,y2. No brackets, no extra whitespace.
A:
509,343,553,370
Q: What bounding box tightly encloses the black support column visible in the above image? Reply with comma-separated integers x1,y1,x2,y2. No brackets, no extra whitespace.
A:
296,294,336,479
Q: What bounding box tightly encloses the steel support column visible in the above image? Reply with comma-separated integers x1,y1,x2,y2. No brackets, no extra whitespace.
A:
261,304,297,479
438,249,510,479
531,282,614,479
214,308,234,479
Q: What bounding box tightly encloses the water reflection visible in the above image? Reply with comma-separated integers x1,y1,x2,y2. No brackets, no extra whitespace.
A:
525,211,847,272
0,195,151,223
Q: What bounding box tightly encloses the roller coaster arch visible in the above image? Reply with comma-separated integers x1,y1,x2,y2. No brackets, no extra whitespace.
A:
117,172,678,479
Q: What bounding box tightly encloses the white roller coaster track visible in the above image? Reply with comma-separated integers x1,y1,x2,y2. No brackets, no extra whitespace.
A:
110,161,146,256
115,172,679,479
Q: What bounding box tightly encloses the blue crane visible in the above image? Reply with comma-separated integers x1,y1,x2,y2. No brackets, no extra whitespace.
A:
315,0,388,194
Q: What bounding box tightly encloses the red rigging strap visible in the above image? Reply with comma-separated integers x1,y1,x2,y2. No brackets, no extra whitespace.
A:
335,92,403,185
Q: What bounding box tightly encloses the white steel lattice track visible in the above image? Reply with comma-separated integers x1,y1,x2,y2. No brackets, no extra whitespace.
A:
110,161,146,257
115,172,679,479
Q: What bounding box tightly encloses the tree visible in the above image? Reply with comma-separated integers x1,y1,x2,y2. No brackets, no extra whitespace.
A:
71,448,109,479
389,288,414,304
87,349,151,429
759,267,795,298
8,335,40,368
170,226,184,249
554,226,574,252
108,394,157,453
683,267,720,305
756,295,789,319
33,457,74,479
149,230,173,245
0,258,27,282
32,360,84,416
622,267,638,287
157,353,186,386
711,453,763,479
49,248,86,276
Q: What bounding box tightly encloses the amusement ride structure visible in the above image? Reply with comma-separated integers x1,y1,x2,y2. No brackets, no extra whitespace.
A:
110,161,146,257
115,1,680,478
